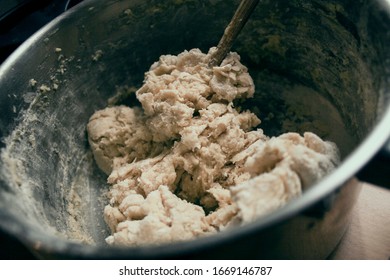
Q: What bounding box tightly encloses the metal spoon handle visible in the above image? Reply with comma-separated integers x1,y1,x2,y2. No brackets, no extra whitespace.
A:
208,0,260,67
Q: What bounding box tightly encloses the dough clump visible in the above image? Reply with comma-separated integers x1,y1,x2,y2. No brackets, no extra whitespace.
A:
87,48,339,246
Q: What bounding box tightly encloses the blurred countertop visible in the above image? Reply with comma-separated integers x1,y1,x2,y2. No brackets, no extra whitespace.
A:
329,183,390,260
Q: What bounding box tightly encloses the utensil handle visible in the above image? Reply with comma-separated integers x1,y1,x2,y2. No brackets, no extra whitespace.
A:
208,0,260,67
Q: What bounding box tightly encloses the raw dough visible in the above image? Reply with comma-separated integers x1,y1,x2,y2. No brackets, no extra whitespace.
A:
87,48,339,246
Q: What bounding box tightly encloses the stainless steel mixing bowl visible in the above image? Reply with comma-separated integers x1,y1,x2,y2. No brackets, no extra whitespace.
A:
0,0,389,259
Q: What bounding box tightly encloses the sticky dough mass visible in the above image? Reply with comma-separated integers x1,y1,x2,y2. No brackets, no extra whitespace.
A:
87,48,339,246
